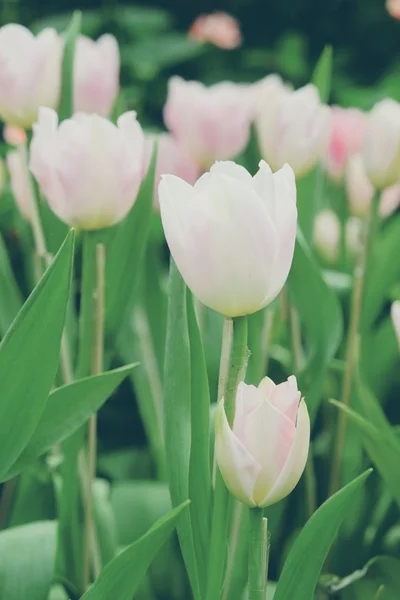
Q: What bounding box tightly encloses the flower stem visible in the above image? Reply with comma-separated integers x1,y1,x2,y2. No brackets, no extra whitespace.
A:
329,192,380,496
205,315,248,600
248,509,269,600
82,243,105,589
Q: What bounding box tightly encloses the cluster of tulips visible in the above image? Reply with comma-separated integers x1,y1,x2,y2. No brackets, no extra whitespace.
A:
1,14,400,600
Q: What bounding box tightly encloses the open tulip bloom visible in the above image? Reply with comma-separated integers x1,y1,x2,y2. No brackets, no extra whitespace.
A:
158,160,297,317
215,376,310,507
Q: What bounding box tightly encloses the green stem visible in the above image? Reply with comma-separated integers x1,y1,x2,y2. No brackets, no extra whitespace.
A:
206,316,248,600
329,192,380,496
248,509,268,600
83,243,105,589
76,233,97,379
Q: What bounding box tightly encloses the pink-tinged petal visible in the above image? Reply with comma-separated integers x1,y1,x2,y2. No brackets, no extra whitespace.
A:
268,375,301,424
257,377,276,401
215,399,261,507
391,301,400,350
251,160,275,216
239,393,296,505
260,399,310,507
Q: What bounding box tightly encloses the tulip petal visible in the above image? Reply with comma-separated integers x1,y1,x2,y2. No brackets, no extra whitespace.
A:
209,160,253,182
268,375,300,424
257,376,275,400
260,399,310,507
215,399,261,507
252,160,275,216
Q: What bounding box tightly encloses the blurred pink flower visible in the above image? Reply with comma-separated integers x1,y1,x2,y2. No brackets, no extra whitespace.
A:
189,12,242,50
145,133,200,209
163,76,253,169
3,124,27,146
74,34,120,117
7,146,35,221
387,0,400,19
324,107,365,182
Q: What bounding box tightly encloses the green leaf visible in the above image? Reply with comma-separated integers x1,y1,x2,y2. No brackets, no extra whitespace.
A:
81,501,189,600
163,260,201,600
324,556,400,599
274,469,372,600
287,229,343,420
0,230,74,480
58,11,81,120
0,521,57,600
105,144,157,337
187,291,211,590
4,364,136,479
93,479,118,567
0,233,23,336
331,399,400,510
312,45,333,103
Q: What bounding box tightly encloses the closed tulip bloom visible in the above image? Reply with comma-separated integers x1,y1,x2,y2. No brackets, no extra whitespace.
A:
215,376,310,508
163,76,253,169
313,209,341,263
391,301,400,349
159,160,297,317
145,133,200,209
362,99,400,189
345,154,374,218
255,83,331,177
74,34,120,116
30,107,145,230
387,0,400,19
0,24,61,128
188,11,242,49
324,107,365,182
380,182,400,218
7,147,35,221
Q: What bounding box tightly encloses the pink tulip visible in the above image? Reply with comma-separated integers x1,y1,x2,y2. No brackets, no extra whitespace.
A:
391,301,400,349
380,182,400,218
387,0,400,19
159,160,297,317
324,107,365,182
145,133,200,209
163,76,253,169
313,209,341,263
215,376,310,507
74,34,120,117
3,124,27,146
30,107,145,230
255,83,331,177
0,24,61,128
6,146,35,221
188,12,242,50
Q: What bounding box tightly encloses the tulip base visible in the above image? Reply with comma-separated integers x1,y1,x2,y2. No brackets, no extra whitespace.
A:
248,508,269,600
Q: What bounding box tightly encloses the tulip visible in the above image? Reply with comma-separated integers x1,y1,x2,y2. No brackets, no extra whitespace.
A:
391,301,400,349
74,34,120,116
30,107,145,230
313,209,341,263
3,124,27,146
188,11,242,49
158,160,297,317
324,107,365,182
362,98,400,189
215,376,309,507
145,133,200,209
7,147,35,221
0,24,61,129
255,83,331,177
380,182,400,218
163,76,253,169
387,0,400,19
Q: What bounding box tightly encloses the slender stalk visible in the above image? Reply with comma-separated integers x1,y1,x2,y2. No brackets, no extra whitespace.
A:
205,316,248,600
329,192,380,496
248,509,268,600
83,243,105,589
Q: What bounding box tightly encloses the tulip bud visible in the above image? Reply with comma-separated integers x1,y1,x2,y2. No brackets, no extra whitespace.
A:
387,0,400,19
362,99,400,189
158,160,297,317
163,76,253,169
74,34,120,116
380,182,400,218
324,107,365,182
345,217,364,258
0,24,61,129
188,12,242,49
313,210,341,263
215,376,310,508
145,133,200,209
30,107,145,230
7,147,35,221
255,83,331,177
391,301,400,349
345,154,374,218
3,124,27,146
